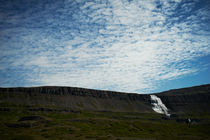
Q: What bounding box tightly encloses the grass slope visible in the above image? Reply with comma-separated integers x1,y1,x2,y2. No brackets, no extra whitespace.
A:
0,104,210,140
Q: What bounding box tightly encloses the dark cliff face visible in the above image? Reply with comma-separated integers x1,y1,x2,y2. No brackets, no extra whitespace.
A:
0,86,151,101
0,86,152,113
156,84,210,113
0,84,210,114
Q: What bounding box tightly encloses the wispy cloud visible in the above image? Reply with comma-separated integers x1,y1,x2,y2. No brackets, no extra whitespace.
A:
0,0,210,93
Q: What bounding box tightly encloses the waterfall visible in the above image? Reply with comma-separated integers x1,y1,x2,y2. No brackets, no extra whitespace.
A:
150,95,170,117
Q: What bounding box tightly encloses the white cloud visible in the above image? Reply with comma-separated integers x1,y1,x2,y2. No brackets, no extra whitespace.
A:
0,0,210,93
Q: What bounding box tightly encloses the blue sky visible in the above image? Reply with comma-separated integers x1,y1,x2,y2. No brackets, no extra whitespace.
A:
0,0,210,93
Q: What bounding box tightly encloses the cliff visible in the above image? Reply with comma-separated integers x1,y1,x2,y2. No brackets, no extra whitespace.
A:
0,84,210,114
0,86,152,112
155,84,210,113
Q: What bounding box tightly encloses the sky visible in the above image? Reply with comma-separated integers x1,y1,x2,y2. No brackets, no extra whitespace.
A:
0,0,210,93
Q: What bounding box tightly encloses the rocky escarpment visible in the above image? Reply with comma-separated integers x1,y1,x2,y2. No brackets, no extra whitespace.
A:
0,84,210,114
0,86,152,112
155,84,210,113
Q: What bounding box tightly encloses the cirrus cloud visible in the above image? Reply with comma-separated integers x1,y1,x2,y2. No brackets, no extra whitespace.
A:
0,0,210,93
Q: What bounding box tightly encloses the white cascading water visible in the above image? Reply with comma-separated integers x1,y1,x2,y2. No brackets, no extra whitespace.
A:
150,95,170,117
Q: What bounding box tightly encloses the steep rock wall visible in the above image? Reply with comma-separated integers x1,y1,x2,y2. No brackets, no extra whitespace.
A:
0,86,152,112
1,84,210,113
156,84,210,113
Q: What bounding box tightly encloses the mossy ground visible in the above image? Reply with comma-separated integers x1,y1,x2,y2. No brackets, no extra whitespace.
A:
0,104,210,140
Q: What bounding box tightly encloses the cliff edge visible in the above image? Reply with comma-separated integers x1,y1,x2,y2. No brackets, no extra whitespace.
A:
0,84,210,114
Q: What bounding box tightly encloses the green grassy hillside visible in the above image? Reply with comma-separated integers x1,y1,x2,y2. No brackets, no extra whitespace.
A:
0,104,210,140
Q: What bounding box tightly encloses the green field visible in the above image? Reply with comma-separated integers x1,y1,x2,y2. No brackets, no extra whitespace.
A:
0,104,210,140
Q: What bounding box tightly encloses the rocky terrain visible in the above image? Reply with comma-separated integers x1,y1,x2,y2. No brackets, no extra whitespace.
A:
156,84,210,114
0,86,152,113
0,84,210,114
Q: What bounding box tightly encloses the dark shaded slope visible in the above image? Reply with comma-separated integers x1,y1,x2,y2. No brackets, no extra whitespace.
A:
0,84,210,114
0,86,152,112
156,84,210,113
